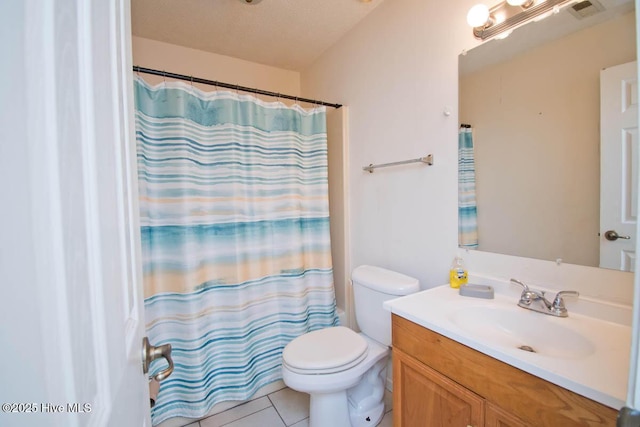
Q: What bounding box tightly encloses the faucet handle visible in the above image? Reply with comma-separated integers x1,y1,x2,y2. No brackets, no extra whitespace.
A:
552,290,579,306
551,291,579,316
510,278,529,291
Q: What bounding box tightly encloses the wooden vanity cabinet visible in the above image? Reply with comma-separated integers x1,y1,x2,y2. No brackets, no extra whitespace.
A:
391,315,617,427
394,348,485,426
484,402,530,427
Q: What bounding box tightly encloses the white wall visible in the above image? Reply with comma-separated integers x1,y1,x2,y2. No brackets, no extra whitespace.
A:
327,108,352,323
132,36,300,96
301,0,634,303
301,0,481,288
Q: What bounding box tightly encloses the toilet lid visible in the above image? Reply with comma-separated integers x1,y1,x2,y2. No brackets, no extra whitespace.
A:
283,326,369,374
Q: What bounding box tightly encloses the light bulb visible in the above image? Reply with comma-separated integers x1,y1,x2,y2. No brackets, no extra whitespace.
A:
467,4,490,28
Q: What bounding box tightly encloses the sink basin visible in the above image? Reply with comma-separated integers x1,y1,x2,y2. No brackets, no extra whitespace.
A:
449,306,596,359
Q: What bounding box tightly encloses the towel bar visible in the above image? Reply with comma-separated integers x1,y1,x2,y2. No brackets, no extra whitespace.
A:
363,154,433,173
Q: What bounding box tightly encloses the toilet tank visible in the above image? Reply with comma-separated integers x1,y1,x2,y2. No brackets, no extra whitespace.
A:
352,265,419,346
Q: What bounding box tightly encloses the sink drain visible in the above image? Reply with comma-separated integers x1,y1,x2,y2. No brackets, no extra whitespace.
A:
517,345,536,353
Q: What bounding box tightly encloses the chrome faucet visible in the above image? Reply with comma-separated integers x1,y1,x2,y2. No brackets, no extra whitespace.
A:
510,278,579,317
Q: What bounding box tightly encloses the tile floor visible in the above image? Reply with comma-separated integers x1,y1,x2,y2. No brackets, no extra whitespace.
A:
181,386,394,427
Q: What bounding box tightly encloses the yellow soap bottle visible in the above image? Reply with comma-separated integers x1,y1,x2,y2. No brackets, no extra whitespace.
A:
449,256,468,289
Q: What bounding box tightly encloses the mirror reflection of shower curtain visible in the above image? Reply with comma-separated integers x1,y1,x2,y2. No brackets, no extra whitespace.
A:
134,78,338,425
459,126,478,248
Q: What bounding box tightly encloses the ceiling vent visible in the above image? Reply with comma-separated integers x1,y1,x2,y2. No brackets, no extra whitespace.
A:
567,0,605,19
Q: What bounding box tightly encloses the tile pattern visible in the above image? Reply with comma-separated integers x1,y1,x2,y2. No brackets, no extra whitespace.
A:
180,387,393,427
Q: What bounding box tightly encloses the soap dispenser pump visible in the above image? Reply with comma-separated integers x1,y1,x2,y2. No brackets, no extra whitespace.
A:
449,256,468,289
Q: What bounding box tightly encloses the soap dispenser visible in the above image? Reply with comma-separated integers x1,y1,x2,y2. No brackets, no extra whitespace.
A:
449,256,468,289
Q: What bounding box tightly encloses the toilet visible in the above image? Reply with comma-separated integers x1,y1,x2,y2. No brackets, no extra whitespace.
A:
281,265,419,427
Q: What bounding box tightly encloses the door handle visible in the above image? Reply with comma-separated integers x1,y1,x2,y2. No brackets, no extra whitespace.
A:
142,337,174,381
604,230,631,241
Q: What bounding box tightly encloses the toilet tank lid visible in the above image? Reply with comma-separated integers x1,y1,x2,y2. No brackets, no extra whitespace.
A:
352,265,419,295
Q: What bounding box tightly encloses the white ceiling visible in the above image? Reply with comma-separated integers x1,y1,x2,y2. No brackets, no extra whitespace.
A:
131,0,385,71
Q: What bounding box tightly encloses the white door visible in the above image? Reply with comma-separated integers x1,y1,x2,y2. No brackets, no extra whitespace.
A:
621,8,640,419
600,61,638,272
1,1,149,427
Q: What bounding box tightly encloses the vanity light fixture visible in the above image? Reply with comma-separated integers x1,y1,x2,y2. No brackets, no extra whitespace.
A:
506,0,534,6
468,0,574,40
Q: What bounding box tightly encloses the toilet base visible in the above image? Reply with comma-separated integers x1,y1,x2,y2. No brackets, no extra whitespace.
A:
348,358,387,427
307,373,386,427
349,402,385,427
309,390,350,427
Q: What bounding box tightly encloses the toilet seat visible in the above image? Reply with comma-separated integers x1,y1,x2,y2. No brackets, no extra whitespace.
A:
283,326,369,374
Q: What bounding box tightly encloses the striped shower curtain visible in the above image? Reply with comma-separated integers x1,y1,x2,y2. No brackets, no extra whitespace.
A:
458,127,479,248
134,78,338,425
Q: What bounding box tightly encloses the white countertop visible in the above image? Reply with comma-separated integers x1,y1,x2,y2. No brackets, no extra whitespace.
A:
384,283,631,409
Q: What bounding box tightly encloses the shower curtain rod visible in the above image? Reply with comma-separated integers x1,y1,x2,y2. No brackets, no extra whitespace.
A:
133,66,342,109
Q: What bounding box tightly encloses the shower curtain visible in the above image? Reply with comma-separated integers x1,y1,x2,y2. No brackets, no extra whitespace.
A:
134,77,338,424
459,127,478,248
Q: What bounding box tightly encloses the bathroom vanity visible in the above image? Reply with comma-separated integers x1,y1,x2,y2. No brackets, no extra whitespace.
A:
385,283,631,427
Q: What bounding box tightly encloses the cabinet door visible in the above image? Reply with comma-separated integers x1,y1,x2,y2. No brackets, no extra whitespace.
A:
486,402,530,427
393,348,484,427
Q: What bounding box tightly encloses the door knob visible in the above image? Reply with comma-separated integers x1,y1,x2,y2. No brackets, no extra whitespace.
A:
142,337,174,381
604,230,631,241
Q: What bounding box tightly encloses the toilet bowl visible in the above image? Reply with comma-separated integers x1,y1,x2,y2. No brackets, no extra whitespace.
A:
281,265,419,427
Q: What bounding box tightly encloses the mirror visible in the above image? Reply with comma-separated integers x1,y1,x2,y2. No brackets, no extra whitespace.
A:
459,0,636,271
